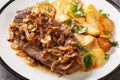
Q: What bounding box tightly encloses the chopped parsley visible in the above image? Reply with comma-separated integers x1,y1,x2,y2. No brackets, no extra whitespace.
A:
73,25,79,33
78,44,88,52
104,32,111,38
78,44,93,68
44,6,52,11
70,5,77,13
110,41,118,47
74,11,85,17
105,54,110,60
99,9,110,17
73,24,88,34
66,18,73,26
69,1,81,13
84,54,93,68
76,1,81,11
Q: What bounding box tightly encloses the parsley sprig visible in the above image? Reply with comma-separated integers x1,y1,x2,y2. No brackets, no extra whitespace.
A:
78,44,93,68
69,1,81,13
84,55,93,68
66,18,73,26
105,54,110,60
73,24,88,34
44,6,52,11
99,9,110,17
110,41,118,47
74,11,85,17
78,44,88,52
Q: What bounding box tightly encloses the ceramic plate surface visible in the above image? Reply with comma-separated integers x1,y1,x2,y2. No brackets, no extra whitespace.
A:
0,0,120,80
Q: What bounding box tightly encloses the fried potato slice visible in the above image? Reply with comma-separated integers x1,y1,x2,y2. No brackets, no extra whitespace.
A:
67,12,85,23
92,49,105,68
52,0,82,22
52,0,71,14
52,0,71,22
86,23,99,36
98,16,114,33
85,4,100,36
83,4,98,14
35,3,56,17
85,38,100,50
97,37,112,52
74,34,95,46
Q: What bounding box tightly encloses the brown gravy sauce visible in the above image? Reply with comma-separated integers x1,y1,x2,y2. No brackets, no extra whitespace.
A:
11,42,91,76
15,49,60,76
11,41,81,76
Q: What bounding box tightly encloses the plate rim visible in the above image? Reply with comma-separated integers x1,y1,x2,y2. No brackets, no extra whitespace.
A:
0,0,120,80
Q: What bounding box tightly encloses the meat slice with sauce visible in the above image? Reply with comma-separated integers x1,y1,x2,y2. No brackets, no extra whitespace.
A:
8,7,82,75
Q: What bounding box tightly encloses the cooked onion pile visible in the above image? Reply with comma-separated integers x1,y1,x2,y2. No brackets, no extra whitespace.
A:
8,0,117,75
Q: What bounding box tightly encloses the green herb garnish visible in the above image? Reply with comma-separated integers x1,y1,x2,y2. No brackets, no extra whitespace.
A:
73,24,88,34
76,1,81,11
73,25,79,33
70,5,77,13
79,24,88,34
78,44,88,52
74,11,85,17
104,32,111,38
110,41,118,47
84,54,93,68
105,54,110,60
78,44,92,68
69,1,81,13
66,18,73,26
44,6,52,11
99,9,110,17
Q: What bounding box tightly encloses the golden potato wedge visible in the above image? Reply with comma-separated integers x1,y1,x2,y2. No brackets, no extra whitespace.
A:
92,49,105,68
74,34,95,46
85,4,101,36
86,23,99,36
52,0,83,22
53,0,71,14
83,4,98,14
98,16,114,32
52,0,71,22
97,37,111,52
86,38,100,49
35,3,56,17
93,38,100,49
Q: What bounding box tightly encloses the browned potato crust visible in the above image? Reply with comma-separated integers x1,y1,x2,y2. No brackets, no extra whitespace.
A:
98,16,114,33
97,37,111,52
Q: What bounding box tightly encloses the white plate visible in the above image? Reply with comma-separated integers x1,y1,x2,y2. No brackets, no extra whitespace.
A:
0,0,120,80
